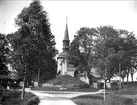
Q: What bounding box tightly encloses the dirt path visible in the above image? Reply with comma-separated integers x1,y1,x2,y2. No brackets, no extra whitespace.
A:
39,100,76,105
30,89,104,105
30,89,104,99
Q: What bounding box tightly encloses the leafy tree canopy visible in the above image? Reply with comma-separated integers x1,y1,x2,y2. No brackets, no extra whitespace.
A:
0,33,10,89
68,26,137,80
7,0,58,82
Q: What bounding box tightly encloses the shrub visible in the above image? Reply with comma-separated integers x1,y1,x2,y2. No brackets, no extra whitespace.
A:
1,91,21,105
1,90,39,105
21,96,40,105
23,92,37,101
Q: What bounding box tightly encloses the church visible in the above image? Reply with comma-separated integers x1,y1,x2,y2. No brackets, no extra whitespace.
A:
57,19,101,84
56,19,92,84
57,19,76,77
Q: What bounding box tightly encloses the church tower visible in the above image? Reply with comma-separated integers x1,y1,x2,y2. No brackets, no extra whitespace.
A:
63,18,70,52
57,18,76,77
57,18,70,76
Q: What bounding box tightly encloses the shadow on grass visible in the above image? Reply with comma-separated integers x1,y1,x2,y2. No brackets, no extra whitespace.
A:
71,93,134,105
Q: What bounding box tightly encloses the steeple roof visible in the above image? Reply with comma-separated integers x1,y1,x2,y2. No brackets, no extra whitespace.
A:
63,18,69,41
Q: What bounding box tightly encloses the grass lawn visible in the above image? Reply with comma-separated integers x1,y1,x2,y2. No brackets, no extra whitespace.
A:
31,76,137,105
71,82,137,105
31,86,98,92
71,93,135,105
31,75,98,92
1,90,40,105
106,83,137,95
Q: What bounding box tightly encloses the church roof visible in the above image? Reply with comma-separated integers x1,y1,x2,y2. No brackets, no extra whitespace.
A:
57,51,68,58
63,19,69,41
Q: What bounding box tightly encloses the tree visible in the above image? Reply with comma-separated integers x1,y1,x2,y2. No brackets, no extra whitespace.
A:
129,67,136,82
94,26,120,81
7,0,57,99
68,27,97,74
121,70,126,83
118,29,137,82
67,36,81,67
68,25,137,83
94,26,137,83
0,33,9,99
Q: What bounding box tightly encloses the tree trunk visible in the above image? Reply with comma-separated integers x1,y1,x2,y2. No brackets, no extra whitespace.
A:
119,63,121,93
38,68,40,87
122,77,124,83
0,82,3,102
108,78,111,82
104,80,106,100
21,77,25,99
131,74,133,82
127,73,129,82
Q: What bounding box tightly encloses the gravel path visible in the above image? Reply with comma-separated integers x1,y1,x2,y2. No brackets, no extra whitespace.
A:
39,100,76,105
31,89,104,99
29,89,104,105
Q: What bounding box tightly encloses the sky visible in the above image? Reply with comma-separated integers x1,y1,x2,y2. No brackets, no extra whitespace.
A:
0,0,137,53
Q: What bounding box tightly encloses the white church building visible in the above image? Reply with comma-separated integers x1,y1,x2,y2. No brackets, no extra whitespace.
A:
56,19,102,84
57,19,76,77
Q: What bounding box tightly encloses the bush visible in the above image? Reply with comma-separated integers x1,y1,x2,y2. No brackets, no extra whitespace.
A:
23,92,37,101
1,90,40,105
1,91,21,105
21,96,40,105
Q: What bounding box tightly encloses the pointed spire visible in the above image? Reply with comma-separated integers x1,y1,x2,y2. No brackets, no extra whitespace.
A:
63,17,69,41
62,17,70,52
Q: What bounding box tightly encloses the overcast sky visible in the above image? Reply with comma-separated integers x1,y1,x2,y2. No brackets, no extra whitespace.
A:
0,0,137,53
